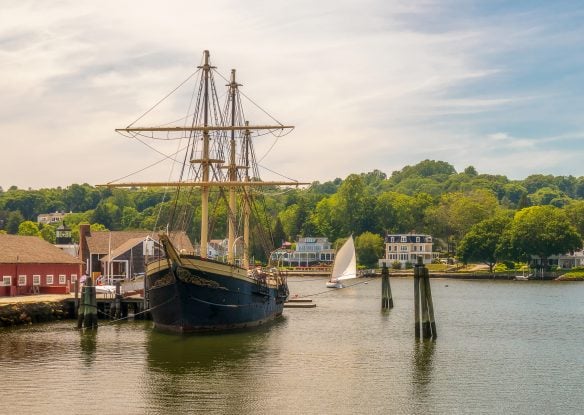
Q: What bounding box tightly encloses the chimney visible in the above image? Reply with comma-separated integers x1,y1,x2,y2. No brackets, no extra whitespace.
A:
79,224,91,274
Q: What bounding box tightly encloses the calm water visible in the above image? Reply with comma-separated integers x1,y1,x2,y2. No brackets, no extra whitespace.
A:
1,278,583,415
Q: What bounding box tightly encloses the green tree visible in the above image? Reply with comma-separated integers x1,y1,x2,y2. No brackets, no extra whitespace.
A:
529,187,565,206
121,206,141,229
500,206,582,267
18,220,41,237
6,210,24,234
426,189,499,240
272,217,286,247
457,214,512,272
92,201,121,230
565,200,584,237
355,232,384,268
40,224,56,243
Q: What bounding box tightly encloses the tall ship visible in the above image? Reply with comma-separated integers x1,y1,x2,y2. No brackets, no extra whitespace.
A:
103,51,304,333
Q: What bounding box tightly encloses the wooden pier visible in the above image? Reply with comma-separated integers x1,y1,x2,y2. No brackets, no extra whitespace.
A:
65,295,149,320
284,298,316,308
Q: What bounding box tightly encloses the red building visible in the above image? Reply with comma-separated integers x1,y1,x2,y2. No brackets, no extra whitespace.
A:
0,234,83,297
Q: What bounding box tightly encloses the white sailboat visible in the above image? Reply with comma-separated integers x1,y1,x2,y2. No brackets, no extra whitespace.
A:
326,236,357,288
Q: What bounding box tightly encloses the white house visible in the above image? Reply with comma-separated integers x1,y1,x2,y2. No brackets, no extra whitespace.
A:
271,237,336,266
379,233,436,268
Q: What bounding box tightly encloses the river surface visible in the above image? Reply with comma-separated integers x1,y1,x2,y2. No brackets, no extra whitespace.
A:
1,278,583,414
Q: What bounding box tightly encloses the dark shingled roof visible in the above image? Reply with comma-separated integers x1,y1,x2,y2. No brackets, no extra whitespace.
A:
0,234,83,264
85,231,194,254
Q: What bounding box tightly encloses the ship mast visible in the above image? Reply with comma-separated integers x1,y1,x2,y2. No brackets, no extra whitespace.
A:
243,121,251,269
101,50,307,267
200,50,212,259
227,69,239,264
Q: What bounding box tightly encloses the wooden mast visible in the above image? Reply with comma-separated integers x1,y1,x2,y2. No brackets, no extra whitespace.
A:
243,121,251,269
200,50,211,259
227,69,239,264
101,50,307,267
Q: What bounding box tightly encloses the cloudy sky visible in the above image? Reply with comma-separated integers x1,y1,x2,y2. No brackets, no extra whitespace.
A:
1,0,583,189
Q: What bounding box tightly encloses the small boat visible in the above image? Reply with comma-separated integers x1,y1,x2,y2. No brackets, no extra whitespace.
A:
326,236,357,288
514,270,532,281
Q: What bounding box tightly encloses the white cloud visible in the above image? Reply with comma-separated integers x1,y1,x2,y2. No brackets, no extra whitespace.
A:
0,1,582,189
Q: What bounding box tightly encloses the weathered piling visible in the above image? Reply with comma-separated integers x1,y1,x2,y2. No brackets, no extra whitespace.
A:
423,266,437,338
74,279,79,318
381,264,393,309
414,256,437,339
77,276,98,329
113,281,122,319
414,260,421,339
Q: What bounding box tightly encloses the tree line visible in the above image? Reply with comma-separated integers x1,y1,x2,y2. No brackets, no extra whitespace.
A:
1,160,583,268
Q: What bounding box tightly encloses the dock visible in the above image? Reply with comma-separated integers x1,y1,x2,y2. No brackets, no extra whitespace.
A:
284,298,316,308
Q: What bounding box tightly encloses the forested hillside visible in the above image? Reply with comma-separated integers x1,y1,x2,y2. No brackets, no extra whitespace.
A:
2,160,583,267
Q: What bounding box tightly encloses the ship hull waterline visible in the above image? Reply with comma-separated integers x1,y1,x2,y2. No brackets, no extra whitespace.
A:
147,257,288,334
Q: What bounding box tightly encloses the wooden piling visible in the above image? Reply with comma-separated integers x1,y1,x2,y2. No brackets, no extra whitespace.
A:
413,256,437,340
113,281,122,319
77,276,98,329
381,264,393,309
414,258,421,339
74,279,79,318
423,267,437,339
419,265,431,339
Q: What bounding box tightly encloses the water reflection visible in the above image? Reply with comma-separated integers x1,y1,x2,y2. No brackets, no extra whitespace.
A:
144,322,283,414
79,329,97,366
413,339,435,389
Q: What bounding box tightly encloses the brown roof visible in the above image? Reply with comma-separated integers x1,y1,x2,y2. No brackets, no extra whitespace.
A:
0,234,83,264
99,237,147,262
86,231,194,254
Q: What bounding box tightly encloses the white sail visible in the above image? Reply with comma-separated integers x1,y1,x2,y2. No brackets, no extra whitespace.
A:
331,236,357,282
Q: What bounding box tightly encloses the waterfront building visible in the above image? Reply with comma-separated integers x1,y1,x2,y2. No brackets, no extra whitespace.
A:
0,234,83,297
271,237,336,267
78,224,194,279
531,249,584,269
379,233,436,268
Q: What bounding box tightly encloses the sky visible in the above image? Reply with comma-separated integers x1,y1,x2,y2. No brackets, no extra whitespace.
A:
1,0,583,189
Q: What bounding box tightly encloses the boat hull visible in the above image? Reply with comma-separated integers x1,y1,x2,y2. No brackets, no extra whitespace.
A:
147,257,287,333
326,281,343,288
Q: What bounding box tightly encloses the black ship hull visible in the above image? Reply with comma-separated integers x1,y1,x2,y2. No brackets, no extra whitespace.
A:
147,256,288,333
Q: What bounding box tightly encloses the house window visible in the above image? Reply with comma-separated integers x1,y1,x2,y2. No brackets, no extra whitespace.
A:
390,237,395,243
401,236,407,242
47,275,54,285
33,275,41,286
420,245,424,252
18,275,26,286
400,245,408,251
400,253,408,260
413,246,417,252
71,274,77,283
416,237,420,243
2,276,11,286
59,275,66,284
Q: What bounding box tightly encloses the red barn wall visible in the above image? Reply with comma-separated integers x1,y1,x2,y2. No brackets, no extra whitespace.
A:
0,263,82,297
